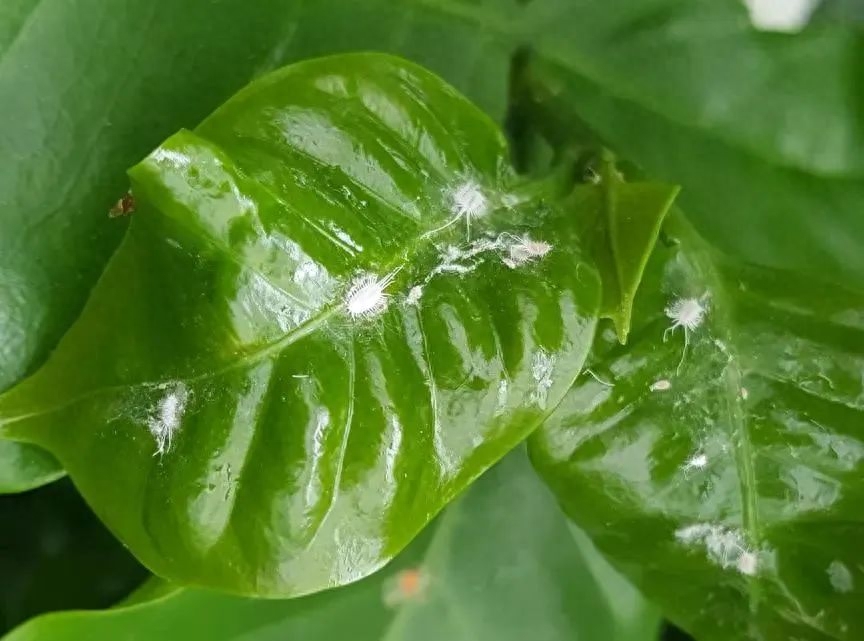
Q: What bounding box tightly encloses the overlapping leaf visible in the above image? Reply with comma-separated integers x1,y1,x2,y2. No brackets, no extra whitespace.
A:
1,450,660,641
530,215,864,640
0,441,62,495
0,54,600,596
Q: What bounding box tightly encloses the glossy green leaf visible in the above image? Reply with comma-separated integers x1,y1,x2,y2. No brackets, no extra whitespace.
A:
5,0,863,415
530,214,864,640
523,0,864,178
0,440,62,495
522,52,864,288
0,54,600,596
0,0,516,474
1,450,661,641
570,171,678,343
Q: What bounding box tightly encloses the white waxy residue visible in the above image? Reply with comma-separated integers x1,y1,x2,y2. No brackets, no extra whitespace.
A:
496,378,509,414
650,379,671,392
675,523,759,576
405,285,424,306
148,382,189,456
152,148,192,169
828,560,854,593
530,350,556,409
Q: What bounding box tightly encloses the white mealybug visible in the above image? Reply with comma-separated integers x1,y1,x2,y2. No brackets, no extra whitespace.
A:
502,234,553,268
663,296,708,373
682,452,708,474
649,379,671,392
423,180,489,240
344,268,401,320
147,382,189,456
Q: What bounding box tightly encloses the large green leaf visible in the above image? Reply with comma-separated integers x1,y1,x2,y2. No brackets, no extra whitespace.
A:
530,212,864,640
1,449,661,641
524,55,864,289
0,54,600,596
0,440,62,495
0,0,516,496
5,0,862,408
522,0,864,178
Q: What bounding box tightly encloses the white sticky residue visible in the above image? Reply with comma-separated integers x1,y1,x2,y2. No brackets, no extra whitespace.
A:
384,414,403,485
675,523,758,576
496,378,509,413
344,268,401,320
650,379,672,392
744,0,817,32
740,387,750,401
828,560,854,593
147,382,189,456
405,285,424,306
424,232,552,289
328,224,364,253
152,148,192,169
501,234,553,269
530,350,556,409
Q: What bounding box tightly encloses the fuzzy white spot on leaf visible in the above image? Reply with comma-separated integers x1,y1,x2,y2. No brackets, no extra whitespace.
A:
452,181,488,220
665,297,707,333
650,379,671,392
502,235,552,268
405,285,423,306
683,453,708,472
675,523,759,576
828,560,854,593
345,270,399,320
148,382,189,456
530,350,556,409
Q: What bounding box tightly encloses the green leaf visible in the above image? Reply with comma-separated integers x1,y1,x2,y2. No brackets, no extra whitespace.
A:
569,171,678,343
0,0,515,453
1,450,661,641
530,214,864,640
0,440,62,495
521,48,864,287
0,54,600,597
523,0,864,177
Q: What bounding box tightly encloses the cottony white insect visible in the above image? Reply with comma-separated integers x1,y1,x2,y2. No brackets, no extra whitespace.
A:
501,234,553,268
683,453,708,472
663,295,708,373
649,379,671,392
344,268,401,320
423,180,489,240
147,382,189,456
